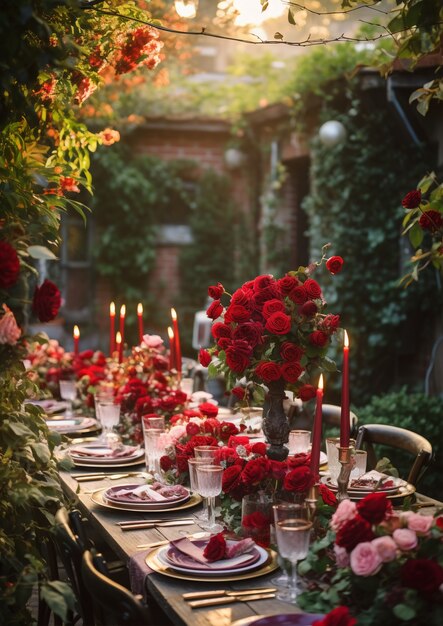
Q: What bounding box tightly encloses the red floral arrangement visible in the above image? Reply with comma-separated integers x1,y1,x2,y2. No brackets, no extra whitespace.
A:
32,279,61,322
0,241,20,290
201,251,342,399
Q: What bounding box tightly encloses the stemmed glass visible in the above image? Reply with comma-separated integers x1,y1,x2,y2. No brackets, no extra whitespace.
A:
59,380,77,418
196,464,224,533
273,503,312,603
194,445,219,460
96,397,121,447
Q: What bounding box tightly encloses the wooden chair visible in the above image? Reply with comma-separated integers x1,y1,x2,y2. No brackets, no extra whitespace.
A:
355,423,433,486
81,550,152,626
322,403,359,438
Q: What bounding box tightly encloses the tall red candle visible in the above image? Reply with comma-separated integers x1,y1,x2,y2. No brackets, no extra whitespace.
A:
167,326,176,371
73,325,80,357
171,308,182,376
310,374,324,477
109,302,115,357
137,303,144,345
340,330,350,447
116,331,122,364
119,304,126,351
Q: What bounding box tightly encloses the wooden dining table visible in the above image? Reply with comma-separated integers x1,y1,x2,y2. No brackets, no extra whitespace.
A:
59,465,442,626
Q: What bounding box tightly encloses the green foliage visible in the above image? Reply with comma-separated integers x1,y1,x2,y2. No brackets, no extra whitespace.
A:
357,387,443,498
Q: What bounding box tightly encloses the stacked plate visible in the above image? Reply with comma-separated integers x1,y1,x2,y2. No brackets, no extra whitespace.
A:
45,417,98,434
68,442,145,468
25,399,69,414
102,483,190,511
320,470,415,500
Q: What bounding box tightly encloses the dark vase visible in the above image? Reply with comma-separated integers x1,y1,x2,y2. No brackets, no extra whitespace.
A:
262,379,290,461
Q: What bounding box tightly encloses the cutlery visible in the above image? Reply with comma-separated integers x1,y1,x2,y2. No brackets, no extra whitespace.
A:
188,593,276,608
74,472,142,482
120,520,195,531
117,518,194,526
136,531,210,549
183,588,276,600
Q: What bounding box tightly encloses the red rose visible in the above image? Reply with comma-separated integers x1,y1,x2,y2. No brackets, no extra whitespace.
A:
255,361,281,383
203,533,226,562
419,209,443,233
436,516,443,530
289,285,308,304
231,288,251,308
176,454,190,474
309,330,329,347
303,278,322,299
212,322,232,340
242,279,255,291
401,558,443,595
206,299,223,320
298,384,316,401
270,460,287,480
32,279,61,322
278,275,299,295
402,189,422,209
217,337,232,350
251,442,267,456
242,457,270,485
0,241,20,289
326,256,344,275
226,340,252,373
319,483,337,507
357,492,392,524
198,348,212,367
225,304,251,324
219,421,239,441
287,453,310,468
198,402,218,418
233,321,263,347
254,274,274,290
252,284,281,309
228,435,250,448
231,386,246,400
300,300,317,317
265,311,291,335
283,465,315,492
320,314,340,333
280,342,304,362
160,455,173,472
335,515,374,552
222,465,243,495
208,282,224,299
242,511,271,529
280,361,303,383
262,299,286,319
313,606,357,626
186,422,201,437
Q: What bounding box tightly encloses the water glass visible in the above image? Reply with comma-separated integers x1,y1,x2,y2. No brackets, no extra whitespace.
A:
194,445,219,460
273,503,312,604
143,428,164,473
96,398,121,442
196,464,223,532
326,437,356,485
59,380,77,417
241,493,273,548
141,414,165,432
288,430,311,455
350,449,368,480
180,377,194,397
187,457,209,522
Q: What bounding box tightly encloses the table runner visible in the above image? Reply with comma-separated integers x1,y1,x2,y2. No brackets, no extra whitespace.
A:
128,550,153,600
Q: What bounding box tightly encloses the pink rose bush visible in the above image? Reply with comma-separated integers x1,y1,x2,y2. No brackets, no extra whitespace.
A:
298,493,443,625
0,304,21,345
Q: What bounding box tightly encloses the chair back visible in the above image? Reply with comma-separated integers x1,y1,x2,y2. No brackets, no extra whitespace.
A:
322,404,359,438
54,507,95,625
355,423,433,486
81,550,152,626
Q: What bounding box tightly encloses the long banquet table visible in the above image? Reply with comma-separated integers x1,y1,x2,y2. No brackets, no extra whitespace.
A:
59,467,442,626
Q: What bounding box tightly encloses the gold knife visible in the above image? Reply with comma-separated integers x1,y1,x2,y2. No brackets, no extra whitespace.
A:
183,588,276,600
188,593,275,608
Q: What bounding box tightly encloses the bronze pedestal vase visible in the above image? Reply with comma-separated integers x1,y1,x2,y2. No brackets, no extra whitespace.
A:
262,380,289,461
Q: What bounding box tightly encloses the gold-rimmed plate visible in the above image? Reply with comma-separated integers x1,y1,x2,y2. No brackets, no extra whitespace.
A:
146,545,278,582
90,488,202,513
72,457,146,469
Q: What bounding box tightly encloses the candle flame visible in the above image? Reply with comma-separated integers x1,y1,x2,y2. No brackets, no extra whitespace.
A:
171,307,177,321
167,326,174,340
344,329,349,348
116,331,122,345
318,373,324,390
120,304,126,317
110,302,115,316
73,325,80,339
137,303,143,315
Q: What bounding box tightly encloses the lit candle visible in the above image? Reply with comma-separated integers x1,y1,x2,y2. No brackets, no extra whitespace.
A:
119,304,126,350
137,303,144,345
310,373,324,478
110,302,115,357
167,326,176,371
171,308,182,377
116,331,122,364
340,330,350,447
73,325,80,357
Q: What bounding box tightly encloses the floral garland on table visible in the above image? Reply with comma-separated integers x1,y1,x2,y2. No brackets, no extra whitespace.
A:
199,250,343,404
298,492,443,625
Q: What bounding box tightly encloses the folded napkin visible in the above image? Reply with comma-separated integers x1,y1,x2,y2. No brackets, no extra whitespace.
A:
170,536,256,569
69,445,139,458
129,550,153,601
112,485,167,501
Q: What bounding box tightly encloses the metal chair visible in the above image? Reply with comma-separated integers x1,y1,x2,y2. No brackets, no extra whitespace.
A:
355,423,433,486
81,550,152,626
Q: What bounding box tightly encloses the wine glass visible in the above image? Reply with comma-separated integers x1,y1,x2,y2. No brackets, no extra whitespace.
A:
59,380,77,418
187,457,210,522
273,503,312,604
96,397,121,447
194,445,219,460
196,464,224,533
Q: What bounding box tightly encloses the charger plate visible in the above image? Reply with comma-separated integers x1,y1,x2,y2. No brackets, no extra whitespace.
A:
72,457,145,469
146,545,278,582
319,476,416,501
90,488,202,513
231,614,325,626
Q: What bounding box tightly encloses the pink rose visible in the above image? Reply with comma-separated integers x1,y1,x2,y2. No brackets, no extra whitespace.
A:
350,542,382,576
334,544,350,567
0,304,21,346
371,536,397,562
331,499,357,532
402,511,434,535
393,528,418,551
142,334,164,348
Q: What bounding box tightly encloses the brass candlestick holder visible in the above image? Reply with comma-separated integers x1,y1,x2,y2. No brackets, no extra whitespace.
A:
305,482,319,520
336,446,353,502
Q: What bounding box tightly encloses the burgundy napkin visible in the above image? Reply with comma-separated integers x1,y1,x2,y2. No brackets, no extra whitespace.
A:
128,550,153,601
169,537,209,565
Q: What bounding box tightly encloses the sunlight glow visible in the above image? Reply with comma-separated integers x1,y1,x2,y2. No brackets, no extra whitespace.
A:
233,0,286,26
174,0,198,19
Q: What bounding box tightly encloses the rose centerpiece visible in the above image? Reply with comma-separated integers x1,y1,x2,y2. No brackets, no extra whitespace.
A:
200,251,342,459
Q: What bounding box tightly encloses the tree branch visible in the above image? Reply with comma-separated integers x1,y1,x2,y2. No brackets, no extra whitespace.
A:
284,1,389,16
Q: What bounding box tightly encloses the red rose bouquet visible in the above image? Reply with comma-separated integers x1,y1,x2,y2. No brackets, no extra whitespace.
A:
201,251,342,401
298,493,443,625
